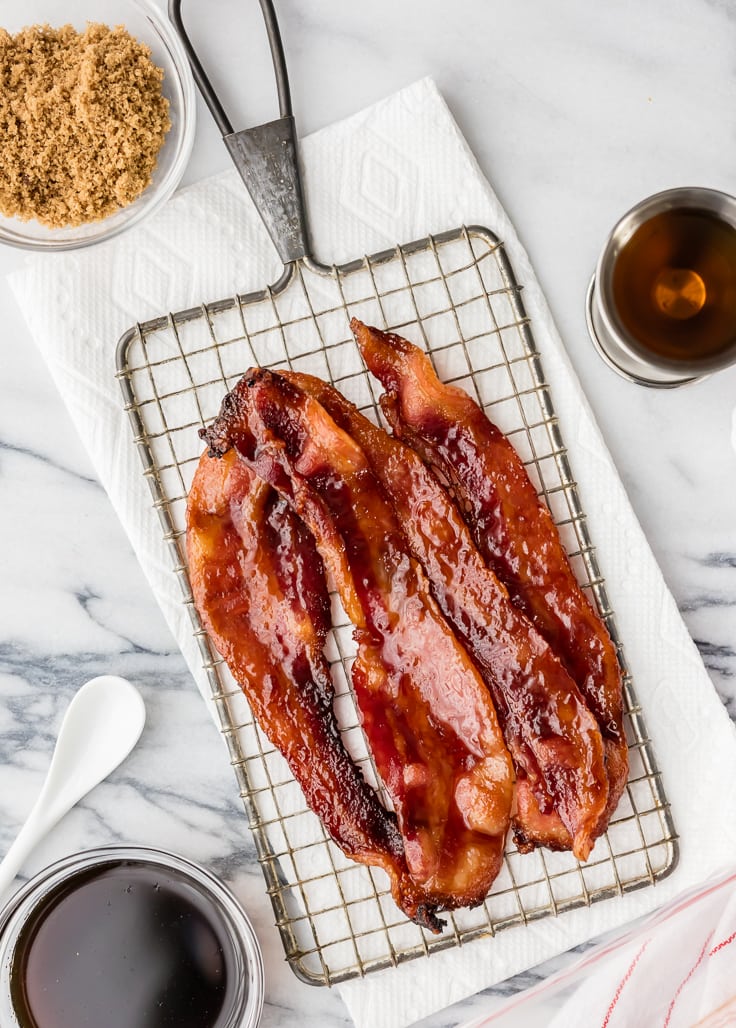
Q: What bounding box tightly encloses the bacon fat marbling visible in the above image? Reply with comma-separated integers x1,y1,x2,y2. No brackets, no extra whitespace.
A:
352,319,628,834
285,370,609,860
186,448,442,930
202,371,515,911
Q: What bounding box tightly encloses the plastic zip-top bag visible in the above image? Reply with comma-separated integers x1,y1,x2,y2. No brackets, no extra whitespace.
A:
463,867,736,1028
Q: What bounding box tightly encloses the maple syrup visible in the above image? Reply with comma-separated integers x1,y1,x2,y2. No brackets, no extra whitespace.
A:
9,861,236,1028
611,207,736,364
0,849,264,1028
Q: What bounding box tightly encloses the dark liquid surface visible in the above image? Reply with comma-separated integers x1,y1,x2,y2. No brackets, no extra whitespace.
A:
611,207,736,362
10,860,240,1028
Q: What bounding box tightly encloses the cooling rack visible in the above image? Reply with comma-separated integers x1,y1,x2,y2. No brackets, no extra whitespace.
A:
116,224,678,986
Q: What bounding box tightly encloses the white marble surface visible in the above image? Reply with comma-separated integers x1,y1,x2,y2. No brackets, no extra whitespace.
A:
0,2,734,1026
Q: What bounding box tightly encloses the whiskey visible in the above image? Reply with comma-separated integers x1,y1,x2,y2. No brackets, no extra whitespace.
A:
611,207,736,363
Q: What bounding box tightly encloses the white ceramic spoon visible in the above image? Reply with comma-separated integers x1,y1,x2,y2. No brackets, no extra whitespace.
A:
0,675,146,899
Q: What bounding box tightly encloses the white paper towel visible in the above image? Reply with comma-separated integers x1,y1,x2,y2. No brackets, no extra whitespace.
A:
8,78,736,1028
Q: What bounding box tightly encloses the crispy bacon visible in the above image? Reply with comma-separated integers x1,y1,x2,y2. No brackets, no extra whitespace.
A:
203,372,515,910
285,371,608,860
353,319,628,834
186,449,442,930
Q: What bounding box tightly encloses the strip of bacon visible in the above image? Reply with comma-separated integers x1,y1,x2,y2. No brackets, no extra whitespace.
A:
285,371,608,860
203,372,515,911
186,448,442,930
353,319,628,833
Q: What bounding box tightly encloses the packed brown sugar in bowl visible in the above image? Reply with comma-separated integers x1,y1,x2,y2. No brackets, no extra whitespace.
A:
0,23,170,228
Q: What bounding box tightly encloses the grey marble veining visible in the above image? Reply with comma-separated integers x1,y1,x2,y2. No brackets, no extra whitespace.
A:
1,1,735,1026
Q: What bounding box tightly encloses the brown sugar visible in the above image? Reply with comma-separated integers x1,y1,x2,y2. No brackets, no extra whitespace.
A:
0,23,171,228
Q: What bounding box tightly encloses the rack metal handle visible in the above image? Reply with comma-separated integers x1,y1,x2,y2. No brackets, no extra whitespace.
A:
169,0,310,266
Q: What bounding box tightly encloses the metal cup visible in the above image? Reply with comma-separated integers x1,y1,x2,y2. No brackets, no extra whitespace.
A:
587,187,736,387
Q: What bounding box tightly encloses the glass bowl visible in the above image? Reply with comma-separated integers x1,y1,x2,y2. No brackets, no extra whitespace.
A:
0,846,264,1028
0,0,196,251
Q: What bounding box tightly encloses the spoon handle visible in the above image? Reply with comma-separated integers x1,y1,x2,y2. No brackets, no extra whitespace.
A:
0,799,60,899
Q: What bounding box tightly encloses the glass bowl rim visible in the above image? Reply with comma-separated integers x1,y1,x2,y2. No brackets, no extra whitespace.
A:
0,844,265,1028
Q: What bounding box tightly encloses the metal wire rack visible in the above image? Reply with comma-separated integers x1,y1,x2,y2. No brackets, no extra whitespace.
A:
116,225,678,987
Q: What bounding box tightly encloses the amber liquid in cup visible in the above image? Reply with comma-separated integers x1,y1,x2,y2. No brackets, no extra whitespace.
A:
611,208,736,364
9,860,241,1028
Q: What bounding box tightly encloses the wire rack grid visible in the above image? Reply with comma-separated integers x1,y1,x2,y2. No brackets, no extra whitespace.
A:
116,225,678,987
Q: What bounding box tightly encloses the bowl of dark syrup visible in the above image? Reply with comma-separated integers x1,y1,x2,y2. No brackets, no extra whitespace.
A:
587,187,736,387
0,847,263,1028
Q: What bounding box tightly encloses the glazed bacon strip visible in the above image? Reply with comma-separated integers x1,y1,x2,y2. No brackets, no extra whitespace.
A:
353,319,629,832
203,371,515,911
286,371,608,860
186,449,441,931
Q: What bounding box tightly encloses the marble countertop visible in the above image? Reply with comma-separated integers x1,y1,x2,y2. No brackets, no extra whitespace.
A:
1,1,734,1026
